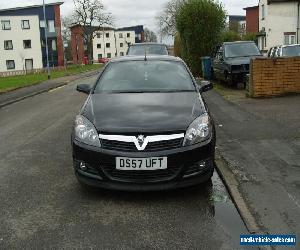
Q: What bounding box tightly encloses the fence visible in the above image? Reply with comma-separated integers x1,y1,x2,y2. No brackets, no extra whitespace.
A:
0,66,66,78
247,57,300,97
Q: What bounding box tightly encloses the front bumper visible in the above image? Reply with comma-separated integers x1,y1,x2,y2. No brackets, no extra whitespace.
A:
72,137,215,191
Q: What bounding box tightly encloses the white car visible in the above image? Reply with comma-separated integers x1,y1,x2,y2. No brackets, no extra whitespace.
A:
267,44,300,57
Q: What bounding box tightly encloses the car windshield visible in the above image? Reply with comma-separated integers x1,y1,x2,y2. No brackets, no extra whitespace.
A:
94,60,195,93
224,43,261,58
127,45,168,55
282,45,300,56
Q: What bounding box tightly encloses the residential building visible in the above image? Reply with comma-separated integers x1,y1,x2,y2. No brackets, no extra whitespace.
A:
71,25,142,64
0,2,64,69
0,15,43,72
258,0,300,52
228,15,246,34
117,25,145,43
243,6,259,33
93,29,135,60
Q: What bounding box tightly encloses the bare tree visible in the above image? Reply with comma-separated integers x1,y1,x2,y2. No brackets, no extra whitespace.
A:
144,28,158,42
156,0,186,37
71,0,114,61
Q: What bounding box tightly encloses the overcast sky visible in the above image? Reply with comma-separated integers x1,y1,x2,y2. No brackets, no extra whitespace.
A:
1,0,258,41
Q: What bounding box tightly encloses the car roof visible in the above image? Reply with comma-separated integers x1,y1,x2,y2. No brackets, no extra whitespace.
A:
129,43,167,46
281,44,300,48
109,55,182,63
223,41,255,45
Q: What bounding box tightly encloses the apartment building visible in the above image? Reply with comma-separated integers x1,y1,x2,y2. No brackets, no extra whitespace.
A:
71,25,143,64
92,29,135,60
0,15,43,71
0,2,64,70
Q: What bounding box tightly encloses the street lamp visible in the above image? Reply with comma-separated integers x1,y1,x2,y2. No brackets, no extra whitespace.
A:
43,0,51,79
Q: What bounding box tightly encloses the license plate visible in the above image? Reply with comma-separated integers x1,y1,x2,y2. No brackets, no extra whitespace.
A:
116,157,167,170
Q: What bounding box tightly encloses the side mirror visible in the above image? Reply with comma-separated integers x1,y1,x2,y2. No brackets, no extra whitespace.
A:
76,84,91,94
199,80,213,93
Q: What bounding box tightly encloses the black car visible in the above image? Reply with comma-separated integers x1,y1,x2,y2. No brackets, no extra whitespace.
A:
212,41,262,87
72,55,215,191
127,43,169,56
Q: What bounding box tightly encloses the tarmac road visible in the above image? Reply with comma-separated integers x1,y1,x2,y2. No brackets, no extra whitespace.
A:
0,75,251,250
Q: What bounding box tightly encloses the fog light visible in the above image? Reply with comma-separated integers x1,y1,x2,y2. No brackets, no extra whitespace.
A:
198,161,206,169
79,162,87,171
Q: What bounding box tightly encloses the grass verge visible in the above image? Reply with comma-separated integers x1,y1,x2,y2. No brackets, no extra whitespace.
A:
0,64,103,93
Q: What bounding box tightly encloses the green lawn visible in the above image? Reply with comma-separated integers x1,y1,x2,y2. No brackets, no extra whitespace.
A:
0,64,103,93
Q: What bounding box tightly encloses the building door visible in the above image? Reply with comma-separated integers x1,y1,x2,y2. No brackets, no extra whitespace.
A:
25,59,33,71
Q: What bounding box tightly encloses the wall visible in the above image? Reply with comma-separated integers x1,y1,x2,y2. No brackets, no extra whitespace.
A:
248,57,300,97
0,15,43,72
245,7,259,33
54,5,64,66
71,25,85,64
259,0,299,51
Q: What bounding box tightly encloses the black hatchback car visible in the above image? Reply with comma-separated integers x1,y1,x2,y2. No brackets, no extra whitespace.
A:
72,56,215,191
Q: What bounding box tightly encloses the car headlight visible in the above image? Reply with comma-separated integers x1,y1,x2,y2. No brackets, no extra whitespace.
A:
183,113,212,146
74,115,101,147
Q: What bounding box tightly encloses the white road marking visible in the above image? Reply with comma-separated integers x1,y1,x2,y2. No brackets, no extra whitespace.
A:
48,85,66,93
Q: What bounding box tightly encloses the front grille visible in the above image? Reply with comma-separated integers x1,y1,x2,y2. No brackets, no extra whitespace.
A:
100,158,182,182
101,138,183,152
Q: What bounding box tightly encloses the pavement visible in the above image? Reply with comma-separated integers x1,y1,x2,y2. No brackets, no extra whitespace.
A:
0,75,254,250
0,68,101,108
203,89,300,245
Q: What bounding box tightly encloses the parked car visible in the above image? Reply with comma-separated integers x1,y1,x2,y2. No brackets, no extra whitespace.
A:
98,58,110,64
212,41,262,86
127,43,169,56
268,44,300,57
72,55,216,191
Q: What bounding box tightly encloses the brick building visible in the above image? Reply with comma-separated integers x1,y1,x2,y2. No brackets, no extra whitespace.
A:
71,25,144,64
243,6,259,33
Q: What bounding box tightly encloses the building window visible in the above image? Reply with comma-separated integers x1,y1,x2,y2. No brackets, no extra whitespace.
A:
97,43,101,48
120,52,124,56
4,40,13,50
52,40,57,51
98,54,102,59
119,33,123,38
106,33,109,38
21,20,30,29
96,33,101,38
40,20,45,28
6,60,15,70
291,35,295,44
107,53,111,58
127,33,130,38
106,43,110,48
48,20,55,32
1,20,11,30
284,33,296,45
120,43,123,47
261,5,265,20
23,40,31,49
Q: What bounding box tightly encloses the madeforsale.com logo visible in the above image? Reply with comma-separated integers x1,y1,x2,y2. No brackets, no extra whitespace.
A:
240,235,296,246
